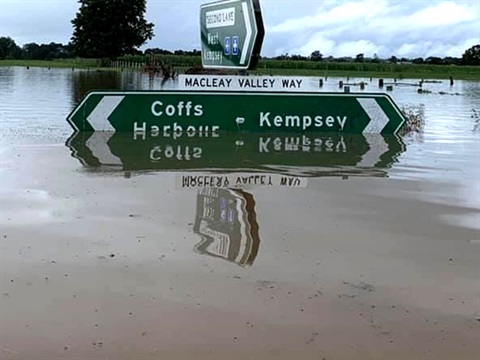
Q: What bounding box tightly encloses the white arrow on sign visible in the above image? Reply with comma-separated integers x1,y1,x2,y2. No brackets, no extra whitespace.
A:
357,98,390,134
357,134,389,167
240,1,253,65
87,96,124,131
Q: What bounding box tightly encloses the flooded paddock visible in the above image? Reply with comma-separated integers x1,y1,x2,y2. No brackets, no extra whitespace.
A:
0,67,479,359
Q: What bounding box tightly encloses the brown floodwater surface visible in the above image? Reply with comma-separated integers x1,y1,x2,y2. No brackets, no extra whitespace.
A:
0,67,479,359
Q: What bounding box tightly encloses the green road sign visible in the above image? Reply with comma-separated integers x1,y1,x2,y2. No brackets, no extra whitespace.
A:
200,0,264,69
66,132,405,178
67,91,407,135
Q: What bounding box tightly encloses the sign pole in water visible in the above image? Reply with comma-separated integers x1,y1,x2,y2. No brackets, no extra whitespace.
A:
67,91,406,134
200,0,264,70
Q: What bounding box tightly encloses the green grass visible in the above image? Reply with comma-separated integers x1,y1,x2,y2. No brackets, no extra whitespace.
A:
1,58,479,80
251,67,480,80
0,58,141,72
252,61,480,80
0,58,101,68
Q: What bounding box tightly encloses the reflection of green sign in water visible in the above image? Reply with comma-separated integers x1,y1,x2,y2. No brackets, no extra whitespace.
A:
67,91,406,134
193,188,260,266
66,132,405,178
200,0,264,69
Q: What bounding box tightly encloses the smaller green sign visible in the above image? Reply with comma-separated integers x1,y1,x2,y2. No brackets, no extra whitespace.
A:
193,188,260,267
200,0,264,69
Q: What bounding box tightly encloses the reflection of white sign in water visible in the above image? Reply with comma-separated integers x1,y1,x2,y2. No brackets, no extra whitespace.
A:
193,188,260,266
177,173,308,189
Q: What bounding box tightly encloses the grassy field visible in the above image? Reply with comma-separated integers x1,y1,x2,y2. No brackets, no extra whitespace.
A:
0,59,100,68
250,67,480,80
1,58,479,80
254,61,480,80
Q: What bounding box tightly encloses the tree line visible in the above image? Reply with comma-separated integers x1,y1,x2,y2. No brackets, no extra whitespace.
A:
2,35,479,67
0,37,73,60
267,51,477,66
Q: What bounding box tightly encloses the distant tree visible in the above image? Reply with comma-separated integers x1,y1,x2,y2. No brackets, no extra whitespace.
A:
0,37,22,59
22,43,41,59
18,42,72,60
290,54,307,61
412,57,424,64
462,44,480,65
355,53,364,62
145,48,173,55
443,56,461,65
371,53,380,63
70,0,154,59
388,56,398,64
425,56,443,65
182,49,201,56
274,53,290,60
309,50,323,61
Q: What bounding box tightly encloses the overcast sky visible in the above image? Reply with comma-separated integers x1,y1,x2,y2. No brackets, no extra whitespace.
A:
0,0,478,58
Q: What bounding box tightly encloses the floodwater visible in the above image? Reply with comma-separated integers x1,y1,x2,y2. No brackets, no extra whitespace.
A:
0,67,479,359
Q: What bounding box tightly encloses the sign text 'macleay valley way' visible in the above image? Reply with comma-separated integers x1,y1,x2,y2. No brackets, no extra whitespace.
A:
182,75,303,90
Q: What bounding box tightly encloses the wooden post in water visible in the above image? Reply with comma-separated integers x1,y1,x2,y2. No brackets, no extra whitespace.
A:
378,79,384,88
319,79,324,88
450,76,454,86
339,80,343,89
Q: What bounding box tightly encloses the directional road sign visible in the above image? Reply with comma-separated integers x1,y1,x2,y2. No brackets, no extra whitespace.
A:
200,0,264,69
67,91,407,134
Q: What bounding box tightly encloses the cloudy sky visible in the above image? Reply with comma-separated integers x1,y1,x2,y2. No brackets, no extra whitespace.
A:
0,0,478,58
